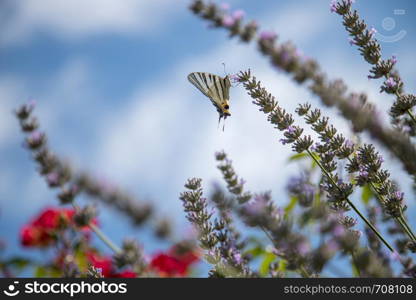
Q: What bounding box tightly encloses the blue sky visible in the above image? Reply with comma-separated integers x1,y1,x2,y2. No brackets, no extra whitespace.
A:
0,0,415,275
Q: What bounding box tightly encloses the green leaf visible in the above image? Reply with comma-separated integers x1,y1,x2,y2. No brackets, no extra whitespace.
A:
288,152,308,162
361,184,373,205
34,266,47,277
284,196,298,218
278,259,287,273
352,262,360,277
259,253,276,276
7,257,31,269
245,245,265,258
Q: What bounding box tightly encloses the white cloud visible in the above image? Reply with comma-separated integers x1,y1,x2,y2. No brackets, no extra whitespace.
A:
0,0,186,45
264,0,332,46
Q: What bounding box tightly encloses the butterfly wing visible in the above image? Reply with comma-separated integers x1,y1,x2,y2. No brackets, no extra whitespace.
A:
187,72,231,117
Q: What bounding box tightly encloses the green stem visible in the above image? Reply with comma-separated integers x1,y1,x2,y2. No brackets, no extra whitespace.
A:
398,214,416,242
406,109,416,124
71,203,122,254
366,181,416,242
306,150,395,253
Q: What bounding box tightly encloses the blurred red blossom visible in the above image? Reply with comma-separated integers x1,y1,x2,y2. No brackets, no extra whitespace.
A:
150,246,200,277
20,207,95,247
86,251,137,278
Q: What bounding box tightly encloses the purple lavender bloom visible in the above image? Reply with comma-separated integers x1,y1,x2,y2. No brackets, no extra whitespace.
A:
280,49,291,64
296,240,310,256
46,172,60,186
259,30,277,41
377,155,385,164
394,191,404,202
330,0,337,13
279,138,290,145
245,194,270,218
229,73,240,83
359,170,369,178
287,125,296,134
294,48,304,59
287,174,315,207
391,55,397,64
232,251,242,264
222,15,235,27
29,131,43,143
344,139,354,148
332,225,345,237
385,77,396,88
369,27,377,37
232,9,245,20
311,142,320,152
326,239,339,253
348,37,356,46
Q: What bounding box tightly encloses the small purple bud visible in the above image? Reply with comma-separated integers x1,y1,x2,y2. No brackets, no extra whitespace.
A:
259,30,277,41
344,139,354,148
287,125,296,134
385,77,396,88
348,38,356,46
279,138,289,145
330,0,337,13
229,74,240,83
369,27,377,36
29,131,42,142
46,172,60,186
333,225,345,237
377,155,385,164
232,9,245,20
233,252,242,264
297,241,310,256
391,55,397,64
394,191,404,201
222,15,235,27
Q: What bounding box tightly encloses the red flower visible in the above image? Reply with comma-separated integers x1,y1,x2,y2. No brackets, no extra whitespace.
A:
150,245,200,277
150,253,188,276
86,252,113,277
20,226,41,247
112,270,137,278
169,246,199,266
32,208,70,229
20,207,97,248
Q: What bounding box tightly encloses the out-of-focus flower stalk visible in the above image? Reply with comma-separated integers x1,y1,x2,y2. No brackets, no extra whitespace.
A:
237,69,395,253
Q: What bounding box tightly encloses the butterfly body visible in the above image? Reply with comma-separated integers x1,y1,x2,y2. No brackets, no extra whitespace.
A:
187,72,232,121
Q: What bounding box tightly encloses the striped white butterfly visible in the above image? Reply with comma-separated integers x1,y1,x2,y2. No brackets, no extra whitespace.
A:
187,72,231,130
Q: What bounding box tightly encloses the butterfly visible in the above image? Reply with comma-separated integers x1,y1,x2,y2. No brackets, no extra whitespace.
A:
187,72,231,130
